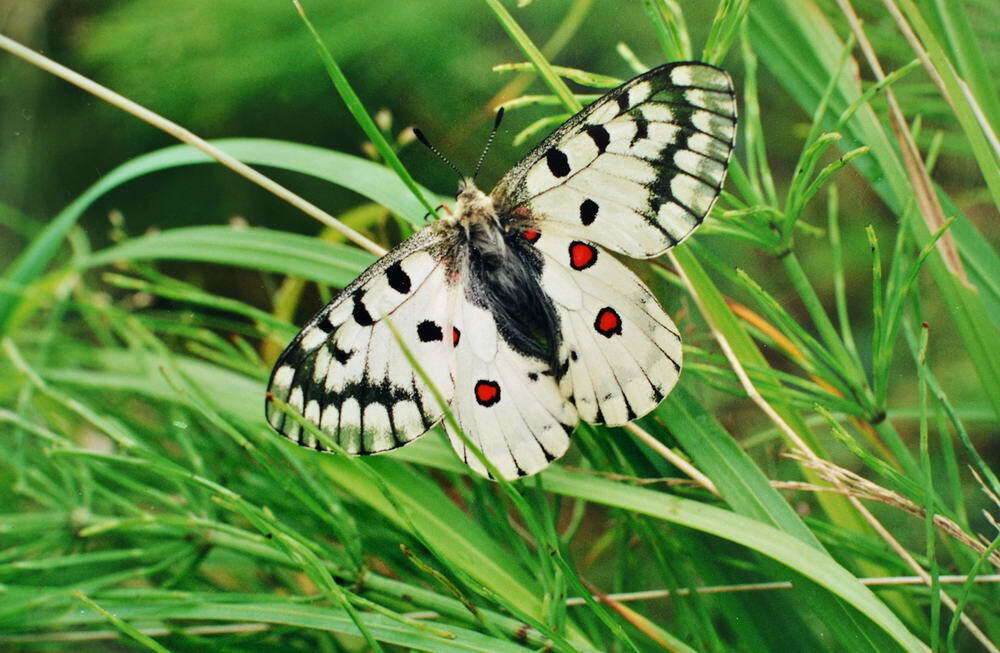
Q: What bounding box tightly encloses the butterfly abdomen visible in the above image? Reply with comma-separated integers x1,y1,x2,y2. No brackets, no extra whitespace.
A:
461,223,562,372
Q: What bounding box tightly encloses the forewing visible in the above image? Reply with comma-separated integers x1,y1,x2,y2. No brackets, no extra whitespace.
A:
530,226,682,425
266,227,455,453
445,288,577,480
492,62,736,258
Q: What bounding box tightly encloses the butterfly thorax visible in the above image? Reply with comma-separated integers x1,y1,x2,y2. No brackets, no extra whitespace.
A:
443,178,561,367
449,178,507,265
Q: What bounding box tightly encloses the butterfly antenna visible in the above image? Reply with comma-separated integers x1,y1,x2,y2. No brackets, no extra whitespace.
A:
412,127,464,181
472,107,505,181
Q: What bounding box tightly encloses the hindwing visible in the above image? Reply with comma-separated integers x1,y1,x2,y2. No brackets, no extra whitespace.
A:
527,225,682,425
445,287,577,479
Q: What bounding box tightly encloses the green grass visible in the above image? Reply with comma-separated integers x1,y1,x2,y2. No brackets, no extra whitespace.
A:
1,0,998,651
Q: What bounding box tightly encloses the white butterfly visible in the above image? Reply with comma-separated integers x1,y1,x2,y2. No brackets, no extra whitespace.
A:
266,62,737,480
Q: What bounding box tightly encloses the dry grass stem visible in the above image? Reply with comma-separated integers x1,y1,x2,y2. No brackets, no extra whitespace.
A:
835,0,968,286
560,466,704,487
970,467,1000,509
562,574,1000,606
1,624,271,644
879,0,1000,159
622,422,720,496
786,453,1000,567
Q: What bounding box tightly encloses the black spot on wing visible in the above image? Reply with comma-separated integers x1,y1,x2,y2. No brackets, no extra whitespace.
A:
616,93,630,114
632,117,649,144
385,261,411,294
545,148,571,178
584,124,610,153
332,343,354,364
625,398,637,421
417,320,443,342
580,199,599,226
318,314,336,333
352,291,375,327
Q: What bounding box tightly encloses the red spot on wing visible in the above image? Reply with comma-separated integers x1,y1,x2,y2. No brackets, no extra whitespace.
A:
594,307,622,337
452,327,461,346
569,241,598,270
474,380,501,407
523,228,540,243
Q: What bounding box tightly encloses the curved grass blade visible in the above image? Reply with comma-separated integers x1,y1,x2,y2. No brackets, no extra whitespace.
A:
81,226,375,289
0,138,445,336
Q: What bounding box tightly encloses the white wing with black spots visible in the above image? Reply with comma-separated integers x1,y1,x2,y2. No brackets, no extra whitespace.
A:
529,226,682,425
446,288,576,480
266,226,456,454
492,62,737,258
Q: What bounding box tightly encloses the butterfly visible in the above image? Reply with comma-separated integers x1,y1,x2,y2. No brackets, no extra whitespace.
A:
266,62,737,480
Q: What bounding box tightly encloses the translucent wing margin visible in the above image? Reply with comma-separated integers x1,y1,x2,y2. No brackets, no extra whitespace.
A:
266,227,455,454
491,62,737,258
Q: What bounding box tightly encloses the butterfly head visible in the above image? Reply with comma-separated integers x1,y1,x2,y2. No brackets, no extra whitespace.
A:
453,178,496,226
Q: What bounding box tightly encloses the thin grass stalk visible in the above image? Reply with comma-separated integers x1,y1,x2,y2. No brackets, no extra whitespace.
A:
900,323,1000,498
671,247,870,536
622,423,720,497
562,574,1000,605
834,0,966,280
292,1,437,219
916,325,942,649
946,536,1000,652
72,592,171,653
926,0,1000,128
639,0,690,62
702,0,749,66
778,251,870,404
738,27,778,209
0,35,385,262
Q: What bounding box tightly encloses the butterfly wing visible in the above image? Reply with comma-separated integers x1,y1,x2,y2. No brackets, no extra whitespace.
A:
266,226,456,454
491,62,736,258
445,284,577,480
528,226,682,425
